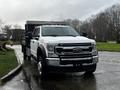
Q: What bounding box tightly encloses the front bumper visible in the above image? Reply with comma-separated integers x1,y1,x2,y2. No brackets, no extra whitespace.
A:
46,56,98,73
47,64,96,73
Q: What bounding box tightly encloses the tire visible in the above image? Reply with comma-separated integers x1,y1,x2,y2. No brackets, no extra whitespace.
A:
37,55,48,78
85,64,97,74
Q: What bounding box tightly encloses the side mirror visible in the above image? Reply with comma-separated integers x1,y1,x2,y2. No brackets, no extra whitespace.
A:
35,37,39,40
33,35,39,40
82,32,88,37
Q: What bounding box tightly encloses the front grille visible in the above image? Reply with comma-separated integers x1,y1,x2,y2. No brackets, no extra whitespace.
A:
55,43,92,56
58,43,91,46
55,43,93,65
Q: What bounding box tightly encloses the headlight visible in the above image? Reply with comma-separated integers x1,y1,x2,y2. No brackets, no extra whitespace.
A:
91,44,96,50
47,44,55,52
92,50,98,56
47,43,58,57
91,44,98,56
48,52,58,57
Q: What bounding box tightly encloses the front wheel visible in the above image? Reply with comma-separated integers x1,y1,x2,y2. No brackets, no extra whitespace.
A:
37,55,48,78
37,61,42,75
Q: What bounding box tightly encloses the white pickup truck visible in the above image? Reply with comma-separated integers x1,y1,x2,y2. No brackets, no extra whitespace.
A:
23,21,98,77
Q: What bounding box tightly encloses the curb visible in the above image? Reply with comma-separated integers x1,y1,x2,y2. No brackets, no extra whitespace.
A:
0,65,22,83
13,45,23,65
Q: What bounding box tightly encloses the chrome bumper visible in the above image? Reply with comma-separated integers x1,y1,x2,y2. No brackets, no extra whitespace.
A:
47,55,98,67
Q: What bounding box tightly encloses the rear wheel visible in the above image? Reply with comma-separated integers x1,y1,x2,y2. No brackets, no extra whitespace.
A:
85,64,97,74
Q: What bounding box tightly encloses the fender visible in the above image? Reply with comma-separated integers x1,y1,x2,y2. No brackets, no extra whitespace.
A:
37,45,47,58
37,45,48,66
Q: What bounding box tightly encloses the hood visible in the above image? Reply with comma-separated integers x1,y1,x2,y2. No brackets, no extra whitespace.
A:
41,36,96,44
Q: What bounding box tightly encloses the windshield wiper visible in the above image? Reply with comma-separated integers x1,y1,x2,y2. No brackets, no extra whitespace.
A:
63,35,78,37
43,35,58,37
43,35,79,37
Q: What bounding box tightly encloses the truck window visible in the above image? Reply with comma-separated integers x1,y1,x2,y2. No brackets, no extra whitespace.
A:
42,26,80,37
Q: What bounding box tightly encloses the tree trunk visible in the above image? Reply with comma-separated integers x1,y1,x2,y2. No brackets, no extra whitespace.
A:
116,31,120,43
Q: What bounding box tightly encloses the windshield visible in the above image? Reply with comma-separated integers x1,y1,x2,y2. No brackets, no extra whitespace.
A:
42,26,80,37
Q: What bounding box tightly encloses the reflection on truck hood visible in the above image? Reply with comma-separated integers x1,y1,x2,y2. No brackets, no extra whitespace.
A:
41,36,95,44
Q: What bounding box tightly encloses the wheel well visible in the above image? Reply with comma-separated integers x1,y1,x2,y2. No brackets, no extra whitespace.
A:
37,46,46,58
37,47,47,64
37,47,43,57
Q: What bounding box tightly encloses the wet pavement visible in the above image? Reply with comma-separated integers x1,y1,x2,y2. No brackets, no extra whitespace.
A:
0,72,29,90
0,45,120,90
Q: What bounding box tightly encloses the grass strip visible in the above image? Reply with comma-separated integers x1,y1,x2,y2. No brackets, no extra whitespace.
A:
97,42,120,52
0,49,18,78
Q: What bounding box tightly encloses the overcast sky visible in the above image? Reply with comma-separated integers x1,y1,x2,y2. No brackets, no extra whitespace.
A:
0,0,120,28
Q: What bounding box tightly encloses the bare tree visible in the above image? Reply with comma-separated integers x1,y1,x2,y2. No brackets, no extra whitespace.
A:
2,24,12,39
0,19,4,32
65,19,81,33
107,4,120,43
80,4,120,42
13,24,22,29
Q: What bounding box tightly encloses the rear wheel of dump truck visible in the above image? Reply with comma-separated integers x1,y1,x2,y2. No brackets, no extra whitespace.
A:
85,64,97,74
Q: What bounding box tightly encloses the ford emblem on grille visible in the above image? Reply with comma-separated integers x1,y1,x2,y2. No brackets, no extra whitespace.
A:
73,48,82,53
